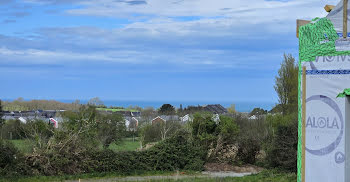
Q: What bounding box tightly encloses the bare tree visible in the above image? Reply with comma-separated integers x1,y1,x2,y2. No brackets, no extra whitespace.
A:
88,97,104,107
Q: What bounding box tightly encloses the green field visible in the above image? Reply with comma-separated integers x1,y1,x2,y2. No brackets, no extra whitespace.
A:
10,140,33,154
96,108,139,112
109,137,140,151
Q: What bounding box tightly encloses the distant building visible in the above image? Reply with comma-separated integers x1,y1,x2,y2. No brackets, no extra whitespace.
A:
248,115,258,120
151,116,166,125
180,114,193,123
212,114,220,123
204,104,228,114
183,104,228,114
125,117,139,131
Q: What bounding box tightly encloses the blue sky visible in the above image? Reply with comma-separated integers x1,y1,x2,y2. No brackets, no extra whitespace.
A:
0,0,338,103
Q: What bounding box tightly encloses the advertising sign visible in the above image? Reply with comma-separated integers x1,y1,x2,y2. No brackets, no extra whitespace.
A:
303,56,350,182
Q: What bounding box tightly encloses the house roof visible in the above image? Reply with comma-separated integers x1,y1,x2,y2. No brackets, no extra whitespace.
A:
151,116,166,123
204,104,228,114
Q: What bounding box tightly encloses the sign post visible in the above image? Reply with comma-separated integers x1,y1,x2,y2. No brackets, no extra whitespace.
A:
344,0,348,38
346,95,350,182
302,66,306,182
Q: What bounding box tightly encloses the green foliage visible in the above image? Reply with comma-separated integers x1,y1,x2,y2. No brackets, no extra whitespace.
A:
140,121,182,146
268,53,298,172
2,98,81,111
0,139,27,176
217,115,239,143
274,54,298,115
234,114,271,165
148,130,205,171
266,113,298,172
249,108,267,117
9,140,33,154
299,17,350,62
108,138,140,151
158,104,176,115
191,113,217,149
1,120,24,140
21,120,55,149
0,139,19,169
2,130,204,176
96,113,125,148
139,123,162,145
0,100,4,127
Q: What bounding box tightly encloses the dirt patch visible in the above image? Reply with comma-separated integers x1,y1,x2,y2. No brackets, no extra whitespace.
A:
204,163,264,173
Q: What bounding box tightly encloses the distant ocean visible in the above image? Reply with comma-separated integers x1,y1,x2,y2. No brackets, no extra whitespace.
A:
2,98,276,113
58,100,276,113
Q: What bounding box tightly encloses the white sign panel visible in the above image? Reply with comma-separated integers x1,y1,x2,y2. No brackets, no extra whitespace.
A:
303,56,350,182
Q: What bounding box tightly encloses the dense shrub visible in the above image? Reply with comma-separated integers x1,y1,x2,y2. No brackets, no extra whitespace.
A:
236,136,260,164
92,129,205,173
1,130,205,177
140,121,182,146
0,139,26,176
234,114,271,165
266,113,298,172
0,119,23,140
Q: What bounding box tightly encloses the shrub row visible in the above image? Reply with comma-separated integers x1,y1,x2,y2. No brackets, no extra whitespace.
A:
1,130,205,177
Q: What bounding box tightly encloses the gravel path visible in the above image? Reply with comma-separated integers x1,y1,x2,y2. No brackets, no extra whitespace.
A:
66,171,254,182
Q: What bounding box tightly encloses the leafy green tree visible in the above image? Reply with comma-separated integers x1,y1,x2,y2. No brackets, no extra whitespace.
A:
265,53,299,172
218,116,239,143
191,113,218,149
139,123,161,146
274,54,298,115
266,114,298,171
158,104,176,115
139,120,182,146
97,113,126,148
0,139,22,175
249,108,267,117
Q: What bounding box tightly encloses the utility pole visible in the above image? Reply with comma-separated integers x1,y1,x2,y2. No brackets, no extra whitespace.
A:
344,0,348,38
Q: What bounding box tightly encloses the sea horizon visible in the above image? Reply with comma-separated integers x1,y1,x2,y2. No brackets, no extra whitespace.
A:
2,98,276,113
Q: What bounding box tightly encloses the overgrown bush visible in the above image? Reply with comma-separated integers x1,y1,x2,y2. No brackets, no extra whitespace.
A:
140,121,182,146
1,129,205,177
234,114,271,165
0,119,24,140
266,113,298,172
0,139,26,176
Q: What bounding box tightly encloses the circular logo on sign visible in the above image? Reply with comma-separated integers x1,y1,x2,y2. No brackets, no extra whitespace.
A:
305,95,344,156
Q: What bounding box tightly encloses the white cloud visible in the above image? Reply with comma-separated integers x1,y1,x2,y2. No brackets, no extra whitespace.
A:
0,47,147,64
66,0,337,22
55,0,340,38
3,0,333,70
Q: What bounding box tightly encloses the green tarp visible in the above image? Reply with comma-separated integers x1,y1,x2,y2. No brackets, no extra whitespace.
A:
337,88,350,98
